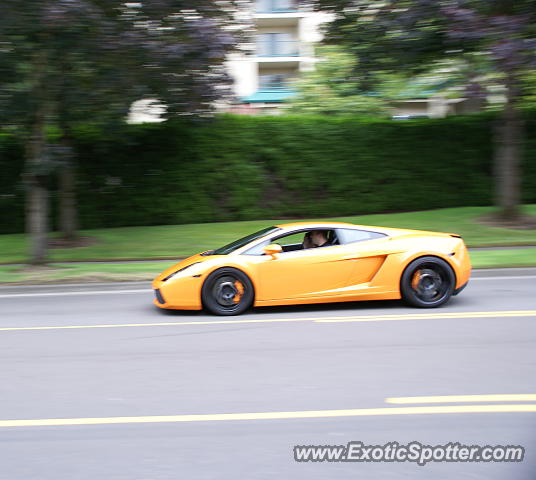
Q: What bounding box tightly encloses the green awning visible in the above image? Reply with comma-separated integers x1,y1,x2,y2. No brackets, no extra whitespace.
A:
241,90,296,103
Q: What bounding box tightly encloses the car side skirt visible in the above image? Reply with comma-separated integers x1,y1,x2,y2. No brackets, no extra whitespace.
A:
254,291,401,307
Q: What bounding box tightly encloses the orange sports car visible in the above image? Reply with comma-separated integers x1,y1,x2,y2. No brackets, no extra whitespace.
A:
153,222,471,315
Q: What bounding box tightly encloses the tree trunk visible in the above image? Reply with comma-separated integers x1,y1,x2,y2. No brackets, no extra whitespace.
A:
493,94,523,220
26,176,49,265
25,44,49,264
59,160,78,240
25,124,49,265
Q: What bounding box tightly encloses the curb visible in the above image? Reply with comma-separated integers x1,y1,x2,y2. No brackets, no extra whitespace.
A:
471,267,536,278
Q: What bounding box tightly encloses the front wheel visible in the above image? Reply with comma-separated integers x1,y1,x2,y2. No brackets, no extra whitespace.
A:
201,267,254,315
400,256,456,308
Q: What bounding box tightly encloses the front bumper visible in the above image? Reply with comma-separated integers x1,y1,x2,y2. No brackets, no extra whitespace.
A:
152,275,204,310
154,288,165,305
453,280,468,296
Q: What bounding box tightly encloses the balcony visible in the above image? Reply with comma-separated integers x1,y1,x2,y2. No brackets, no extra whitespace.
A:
259,79,294,91
256,39,300,57
255,0,299,13
254,0,304,26
242,81,296,104
243,76,296,103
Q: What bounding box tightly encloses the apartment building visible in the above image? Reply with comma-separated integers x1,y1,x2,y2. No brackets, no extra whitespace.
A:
225,1,479,117
227,0,329,114
128,1,479,121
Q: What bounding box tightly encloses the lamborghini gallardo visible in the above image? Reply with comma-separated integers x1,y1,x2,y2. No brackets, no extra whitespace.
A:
153,222,471,315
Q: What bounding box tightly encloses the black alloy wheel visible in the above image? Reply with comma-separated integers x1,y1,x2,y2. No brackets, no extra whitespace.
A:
201,267,254,315
400,256,456,308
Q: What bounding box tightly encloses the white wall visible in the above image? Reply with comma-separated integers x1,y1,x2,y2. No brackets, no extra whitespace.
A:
227,53,258,97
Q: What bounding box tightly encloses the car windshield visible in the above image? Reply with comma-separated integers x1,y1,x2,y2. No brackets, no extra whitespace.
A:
209,226,280,255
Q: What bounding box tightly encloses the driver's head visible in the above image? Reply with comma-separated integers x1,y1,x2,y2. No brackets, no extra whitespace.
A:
310,230,328,247
303,232,313,249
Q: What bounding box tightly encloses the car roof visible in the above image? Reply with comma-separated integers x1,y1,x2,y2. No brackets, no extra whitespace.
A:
273,221,444,238
275,221,355,228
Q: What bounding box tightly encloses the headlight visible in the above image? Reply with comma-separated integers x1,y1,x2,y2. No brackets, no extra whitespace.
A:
162,262,201,282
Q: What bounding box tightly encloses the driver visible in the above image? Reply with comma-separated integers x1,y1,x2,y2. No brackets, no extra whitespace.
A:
303,230,330,249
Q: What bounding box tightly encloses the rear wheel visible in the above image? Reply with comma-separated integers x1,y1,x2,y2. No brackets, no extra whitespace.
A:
400,256,455,308
202,268,254,316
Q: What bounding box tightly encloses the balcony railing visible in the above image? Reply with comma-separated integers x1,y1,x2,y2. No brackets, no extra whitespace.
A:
256,39,300,57
242,82,296,103
255,0,298,13
258,80,293,91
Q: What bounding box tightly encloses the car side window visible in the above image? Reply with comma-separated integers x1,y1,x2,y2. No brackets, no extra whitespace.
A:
242,229,338,255
273,232,305,249
336,228,387,245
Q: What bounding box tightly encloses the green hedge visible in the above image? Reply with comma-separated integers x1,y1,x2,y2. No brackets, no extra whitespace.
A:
0,133,25,233
1,112,535,233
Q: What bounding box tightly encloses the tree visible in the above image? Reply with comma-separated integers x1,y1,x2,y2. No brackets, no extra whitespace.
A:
309,0,536,220
285,45,473,116
0,1,240,263
285,45,391,115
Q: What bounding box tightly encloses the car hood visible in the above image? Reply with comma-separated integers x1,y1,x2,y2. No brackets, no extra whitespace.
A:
153,252,220,283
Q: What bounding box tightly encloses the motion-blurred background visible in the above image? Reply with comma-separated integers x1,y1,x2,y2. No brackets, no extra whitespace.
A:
0,0,535,282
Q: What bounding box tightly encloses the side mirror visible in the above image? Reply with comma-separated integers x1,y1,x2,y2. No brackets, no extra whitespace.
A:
263,243,283,259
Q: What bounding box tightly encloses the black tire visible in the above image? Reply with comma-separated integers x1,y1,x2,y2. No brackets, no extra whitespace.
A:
400,256,456,308
201,267,254,316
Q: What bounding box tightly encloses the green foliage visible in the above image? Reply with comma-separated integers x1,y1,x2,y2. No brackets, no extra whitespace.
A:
0,132,25,232
1,112,536,234
521,71,536,110
284,46,480,115
285,46,391,116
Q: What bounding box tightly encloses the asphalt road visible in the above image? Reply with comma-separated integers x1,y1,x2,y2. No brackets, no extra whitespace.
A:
1,269,536,480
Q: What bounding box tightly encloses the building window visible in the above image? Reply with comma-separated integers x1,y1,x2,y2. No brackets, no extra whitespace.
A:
257,33,299,57
259,74,292,91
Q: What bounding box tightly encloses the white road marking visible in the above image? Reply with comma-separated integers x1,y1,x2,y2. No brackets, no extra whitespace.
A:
0,310,535,332
0,289,148,298
0,275,534,299
471,276,536,281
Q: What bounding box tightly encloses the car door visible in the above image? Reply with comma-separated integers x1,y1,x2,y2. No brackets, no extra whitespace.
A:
252,231,356,301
